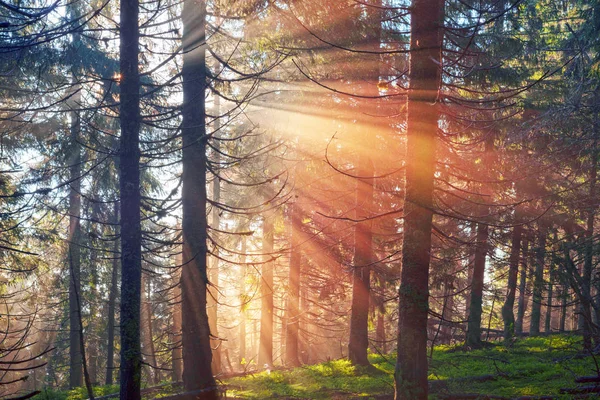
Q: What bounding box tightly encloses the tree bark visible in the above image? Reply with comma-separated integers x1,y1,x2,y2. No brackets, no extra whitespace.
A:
515,237,528,335
141,274,160,384
501,222,522,341
440,276,454,345
68,86,83,390
466,222,488,348
545,261,554,333
106,203,119,385
208,88,222,374
259,213,274,368
348,157,374,366
529,230,546,336
180,0,218,396
394,0,443,397
118,0,142,396
239,237,247,368
172,253,183,382
285,204,302,367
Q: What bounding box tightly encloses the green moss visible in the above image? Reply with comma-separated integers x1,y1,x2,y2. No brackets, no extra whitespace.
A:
32,335,599,399
227,334,599,399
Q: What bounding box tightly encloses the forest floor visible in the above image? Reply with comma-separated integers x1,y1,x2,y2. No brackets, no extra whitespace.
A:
34,334,600,400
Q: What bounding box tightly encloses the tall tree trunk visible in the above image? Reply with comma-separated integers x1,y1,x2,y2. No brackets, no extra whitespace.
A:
180,0,218,396
239,237,247,368
68,87,83,390
106,203,119,385
376,307,387,352
285,204,302,367
118,0,142,396
208,88,222,374
348,157,374,366
587,142,598,336
466,222,488,348
515,237,528,335
172,253,183,382
394,0,444,397
141,274,160,384
88,202,101,386
464,224,476,319
259,213,274,368
502,222,522,341
440,276,454,345
545,261,554,333
530,230,546,336
559,282,567,333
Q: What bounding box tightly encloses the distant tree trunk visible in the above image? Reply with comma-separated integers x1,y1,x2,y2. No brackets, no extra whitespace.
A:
106,203,119,385
466,222,488,348
348,157,374,366
587,142,598,334
559,283,567,333
285,204,302,367
171,253,182,382
376,307,386,352
88,203,100,385
180,0,218,396
464,225,476,319
208,90,222,374
141,274,160,384
440,276,454,345
68,87,83,390
239,237,247,368
502,221,522,341
118,0,142,397
259,213,274,368
515,237,528,335
394,0,444,397
545,261,554,333
530,230,546,336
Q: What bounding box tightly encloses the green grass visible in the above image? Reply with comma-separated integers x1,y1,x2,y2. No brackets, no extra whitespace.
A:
32,335,600,399
226,335,600,399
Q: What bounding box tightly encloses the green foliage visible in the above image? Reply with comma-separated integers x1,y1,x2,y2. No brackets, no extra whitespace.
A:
226,335,600,399
228,359,393,399
33,384,119,400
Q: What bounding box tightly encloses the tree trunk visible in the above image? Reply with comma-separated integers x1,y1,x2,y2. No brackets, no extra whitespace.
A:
68,86,83,390
285,204,302,367
88,202,101,386
587,142,598,336
501,222,522,341
440,276,454,345
515,237,528,335
259,213,274,368
394,0,444,397
106,203,119,385
180,0,218,396
545,260,554,333
118,0,142,396
559,283,567,333
466,222,488,348
376,307,387,352
142,274,160,384
239,237,247,368
208,89,222,374
530,230,546,336
172,253,183,382
348,157,374,366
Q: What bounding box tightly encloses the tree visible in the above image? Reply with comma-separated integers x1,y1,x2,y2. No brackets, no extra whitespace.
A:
180,0,218,396
118,0,143,397
395,0,444,397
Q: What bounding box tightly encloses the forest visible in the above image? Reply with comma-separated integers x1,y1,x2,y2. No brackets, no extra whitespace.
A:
0,0,599,399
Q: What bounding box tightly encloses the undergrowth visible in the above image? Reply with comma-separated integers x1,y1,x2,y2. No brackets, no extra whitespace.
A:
32,334,600,399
